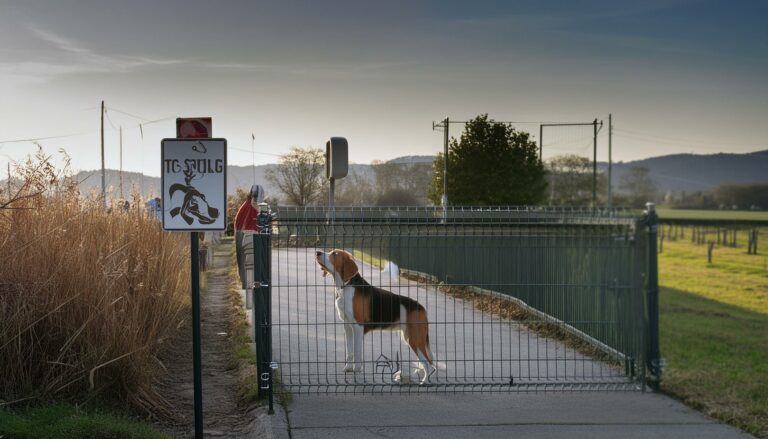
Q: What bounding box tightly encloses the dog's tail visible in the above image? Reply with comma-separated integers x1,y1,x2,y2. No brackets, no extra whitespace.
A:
423,334,447,371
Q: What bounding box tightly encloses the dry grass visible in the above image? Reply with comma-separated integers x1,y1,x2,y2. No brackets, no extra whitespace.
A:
224,239,259,402
0,150,190,414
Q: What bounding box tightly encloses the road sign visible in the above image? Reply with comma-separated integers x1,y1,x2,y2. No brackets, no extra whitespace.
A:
176,117,212,138
161,138,227,231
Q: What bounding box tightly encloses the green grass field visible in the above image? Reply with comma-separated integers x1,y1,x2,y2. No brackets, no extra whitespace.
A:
659,233,768,438
656,208,768,222
0,403,167,439
660,233,768,313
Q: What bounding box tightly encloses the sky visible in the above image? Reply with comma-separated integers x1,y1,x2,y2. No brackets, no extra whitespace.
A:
1,0,766,177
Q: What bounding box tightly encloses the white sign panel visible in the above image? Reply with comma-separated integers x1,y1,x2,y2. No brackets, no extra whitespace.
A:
161,138,227,231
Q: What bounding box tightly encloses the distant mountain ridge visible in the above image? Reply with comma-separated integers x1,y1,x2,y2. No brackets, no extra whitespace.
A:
26,149,768,201
600,149,768,193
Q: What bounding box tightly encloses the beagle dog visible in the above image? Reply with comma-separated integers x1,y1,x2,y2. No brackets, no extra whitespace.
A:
315,249,436,384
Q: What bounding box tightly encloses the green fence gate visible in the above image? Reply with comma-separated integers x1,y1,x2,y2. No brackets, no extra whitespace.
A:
252,205,660,394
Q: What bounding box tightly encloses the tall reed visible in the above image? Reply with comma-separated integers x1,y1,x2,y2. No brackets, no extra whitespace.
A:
0,150,189,414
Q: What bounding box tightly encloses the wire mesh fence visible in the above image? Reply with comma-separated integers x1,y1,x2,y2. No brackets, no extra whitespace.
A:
255,206,654,394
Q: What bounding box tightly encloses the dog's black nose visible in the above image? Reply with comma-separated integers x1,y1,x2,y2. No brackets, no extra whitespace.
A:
316,251,322,257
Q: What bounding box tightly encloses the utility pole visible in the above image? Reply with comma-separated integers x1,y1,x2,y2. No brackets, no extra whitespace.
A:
431,117,452,219
101,100,106,209
251,133,256,182
443,117,449,217
593,118,598,207
119,125,123,200
608,114,613,208
539,124,543,163
6,162,10,199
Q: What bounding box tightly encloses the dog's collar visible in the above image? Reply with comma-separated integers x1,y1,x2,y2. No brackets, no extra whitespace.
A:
335,272,360,294
342,271,360,287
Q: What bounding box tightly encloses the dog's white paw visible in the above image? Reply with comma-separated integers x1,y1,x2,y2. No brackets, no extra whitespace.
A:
393,369,423,384
344,363,363,373
418,367,436,386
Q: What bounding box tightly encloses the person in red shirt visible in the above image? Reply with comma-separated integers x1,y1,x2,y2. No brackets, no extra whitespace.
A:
235,185,265,284
234,184,265,232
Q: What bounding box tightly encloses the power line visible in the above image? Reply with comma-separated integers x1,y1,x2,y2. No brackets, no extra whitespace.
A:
104,109,119,131
542,130,606,149
228,145,282,157
435,120,597,125
105,106,151,122
0,131,92,145
614,128,765,148
0,115,173,146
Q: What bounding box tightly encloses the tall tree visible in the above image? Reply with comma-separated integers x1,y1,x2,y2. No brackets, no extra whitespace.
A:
713,183,768,210
375,188,419,206
333,168,376,206
428,114,547,206
546,154,607,206
371,160,432,205
619,166,658,208
266,147,325,206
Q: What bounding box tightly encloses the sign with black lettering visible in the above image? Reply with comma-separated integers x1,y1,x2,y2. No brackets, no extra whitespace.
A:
161,138,227,231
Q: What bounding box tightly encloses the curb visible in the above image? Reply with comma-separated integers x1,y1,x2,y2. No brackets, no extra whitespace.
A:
248,399,291,439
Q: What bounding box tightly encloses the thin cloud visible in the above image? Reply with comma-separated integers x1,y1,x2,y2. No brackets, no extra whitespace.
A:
201,60,410,79
29,26,93,55
2,24,189,82
9,24,402,82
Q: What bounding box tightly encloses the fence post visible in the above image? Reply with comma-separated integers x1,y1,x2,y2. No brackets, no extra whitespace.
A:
645,203,662,391
252,234,264,393
708,241,714,264
253,223,275,414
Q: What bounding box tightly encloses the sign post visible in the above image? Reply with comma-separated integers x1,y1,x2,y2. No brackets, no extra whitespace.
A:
162,128,226,439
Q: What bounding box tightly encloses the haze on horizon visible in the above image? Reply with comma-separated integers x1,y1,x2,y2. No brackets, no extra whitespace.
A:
1,0,766,178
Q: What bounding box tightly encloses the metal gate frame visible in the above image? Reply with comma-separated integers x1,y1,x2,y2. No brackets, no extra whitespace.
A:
248,205,661,395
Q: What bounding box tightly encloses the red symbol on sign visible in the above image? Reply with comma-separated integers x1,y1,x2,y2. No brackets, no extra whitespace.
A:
176,118,212,138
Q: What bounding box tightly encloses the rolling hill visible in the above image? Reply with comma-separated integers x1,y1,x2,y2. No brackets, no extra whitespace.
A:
5,150,766,202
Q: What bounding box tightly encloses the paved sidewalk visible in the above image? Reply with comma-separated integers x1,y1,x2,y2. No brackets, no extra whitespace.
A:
274,392,753,439
263,248,753,438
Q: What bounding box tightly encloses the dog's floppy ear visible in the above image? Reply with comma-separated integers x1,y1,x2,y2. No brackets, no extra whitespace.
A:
341,251,358,283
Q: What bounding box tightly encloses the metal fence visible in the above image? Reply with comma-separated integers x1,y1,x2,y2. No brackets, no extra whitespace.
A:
247,206,659,394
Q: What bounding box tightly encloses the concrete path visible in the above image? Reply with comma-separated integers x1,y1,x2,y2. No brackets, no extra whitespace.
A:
265,247,753,438
282,393,752,439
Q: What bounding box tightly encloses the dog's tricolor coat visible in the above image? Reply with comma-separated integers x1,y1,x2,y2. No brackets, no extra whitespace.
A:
315,249,435,384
